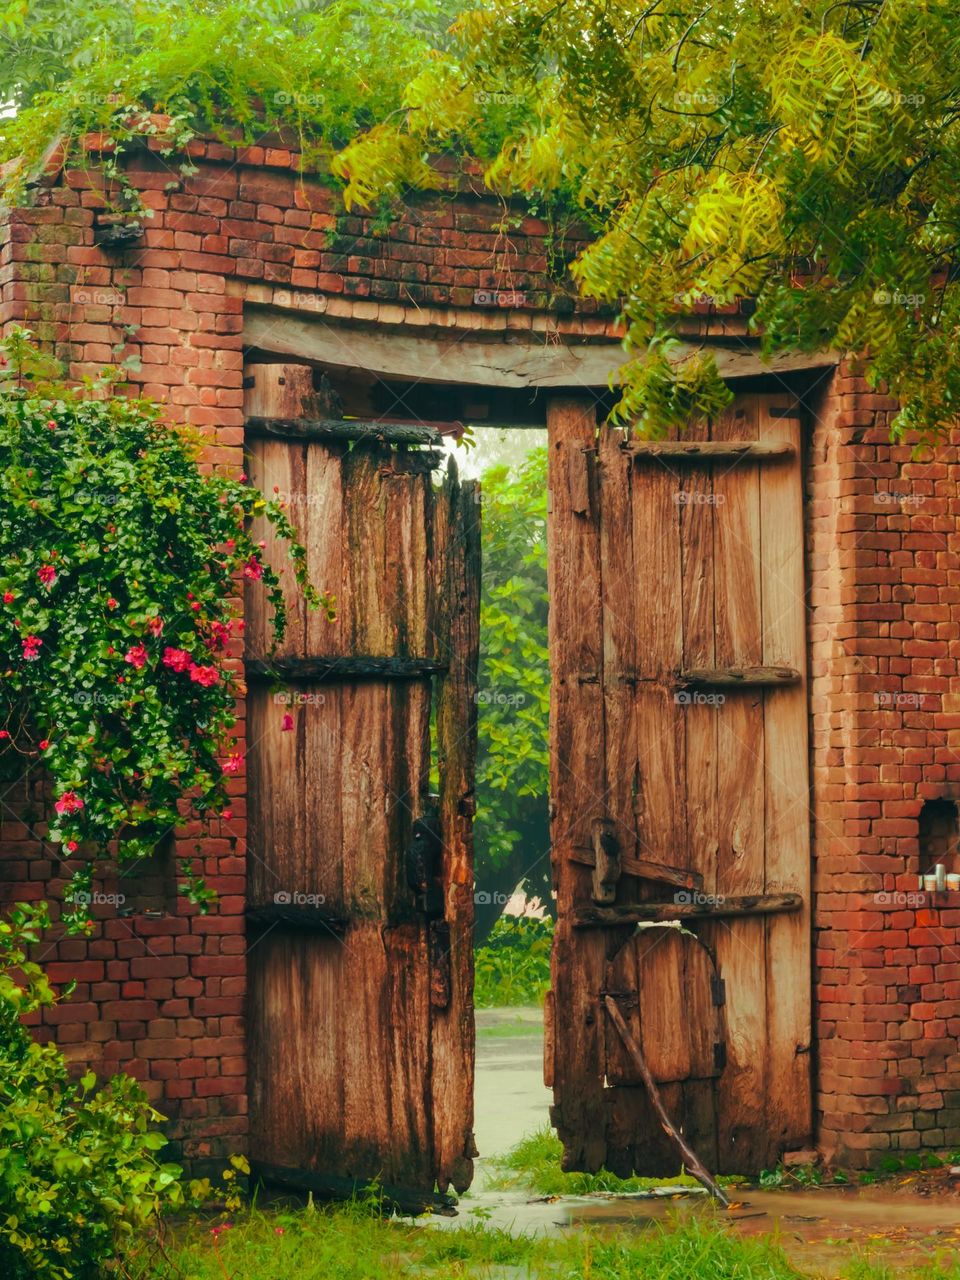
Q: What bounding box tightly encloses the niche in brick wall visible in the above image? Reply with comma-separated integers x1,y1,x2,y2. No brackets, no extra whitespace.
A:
918,798,959,878
115,833,176,917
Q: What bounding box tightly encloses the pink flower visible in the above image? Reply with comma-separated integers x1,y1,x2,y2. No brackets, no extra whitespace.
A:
222,752,243,775
203,620,231,652
38,565,56,588
55,791,84,815
281,713,294,732
46,419,57,431
107,598,118,610
274,1226,285,1235
188,663,219,688
38,739,49,750
242,557,263,581
0,730,8,740
22,635,42,661
124,644,148,670
162,647,191,673
147,616,163,636
2,591,14,604
66,840,79,853
222,809,233,821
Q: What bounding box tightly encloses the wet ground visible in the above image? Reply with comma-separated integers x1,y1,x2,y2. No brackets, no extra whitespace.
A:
466,1007,960,1275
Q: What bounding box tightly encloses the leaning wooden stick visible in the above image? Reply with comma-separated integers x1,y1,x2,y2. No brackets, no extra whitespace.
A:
603,995,730,1207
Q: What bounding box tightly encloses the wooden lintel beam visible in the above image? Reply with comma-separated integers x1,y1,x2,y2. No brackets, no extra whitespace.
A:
245,656,448,682
572,892,803,928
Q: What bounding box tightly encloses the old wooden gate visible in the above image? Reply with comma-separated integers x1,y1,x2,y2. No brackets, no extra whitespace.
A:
545,392,811,1176
243,363,479,1205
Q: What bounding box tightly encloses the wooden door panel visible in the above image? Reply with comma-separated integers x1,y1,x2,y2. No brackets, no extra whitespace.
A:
548,389,811,1178
245,439,433,661
244,363,478,1203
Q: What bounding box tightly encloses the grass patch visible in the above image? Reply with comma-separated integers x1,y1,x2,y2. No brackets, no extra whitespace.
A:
476,1016,543,1040
122,1200,807,1280
117,1181,960,1280
843,1255,960,1280
486,1126,703,1195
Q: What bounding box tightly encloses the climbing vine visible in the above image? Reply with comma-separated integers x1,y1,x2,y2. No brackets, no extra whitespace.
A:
0,329,329,928
0,0,467,214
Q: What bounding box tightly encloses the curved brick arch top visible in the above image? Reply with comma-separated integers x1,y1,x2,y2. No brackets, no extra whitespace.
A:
2,137,960,1174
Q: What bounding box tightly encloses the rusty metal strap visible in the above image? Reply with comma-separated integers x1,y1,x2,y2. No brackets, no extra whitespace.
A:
572,891,802,928
245,415,443,446
245,656,449,682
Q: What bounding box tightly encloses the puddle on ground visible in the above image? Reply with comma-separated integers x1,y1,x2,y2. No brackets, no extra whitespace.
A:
466,1007,960,1274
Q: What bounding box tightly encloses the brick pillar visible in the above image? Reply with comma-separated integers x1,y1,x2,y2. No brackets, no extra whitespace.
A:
809,362,960,1166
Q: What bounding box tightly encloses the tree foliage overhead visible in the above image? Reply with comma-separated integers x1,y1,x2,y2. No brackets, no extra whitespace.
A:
6,4,955,439
336,0,960,443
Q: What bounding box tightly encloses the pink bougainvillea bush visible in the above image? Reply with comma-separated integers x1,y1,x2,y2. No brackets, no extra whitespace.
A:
0,329,328,926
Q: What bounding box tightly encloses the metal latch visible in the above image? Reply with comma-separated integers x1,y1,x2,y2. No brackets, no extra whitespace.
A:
591,818,621,904
405,806,443,917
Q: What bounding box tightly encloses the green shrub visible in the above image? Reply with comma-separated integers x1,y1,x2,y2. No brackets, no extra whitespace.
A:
473,914,553,1007
0,903,183,1279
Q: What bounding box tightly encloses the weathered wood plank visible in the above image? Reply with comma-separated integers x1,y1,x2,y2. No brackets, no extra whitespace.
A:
430,465,480,1194
676,410,721,1164
603,936,642,1089
758,392,813,1159
547,396,609,1173
624,420,693,1170
339,921,434,1189
594,397,641,1175
247,931,346,1179
572,892,802,927
245,435,308,659
598,426,639,885
710,395,769,1174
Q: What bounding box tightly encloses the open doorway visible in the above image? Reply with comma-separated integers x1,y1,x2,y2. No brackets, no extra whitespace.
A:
443,426,555,1169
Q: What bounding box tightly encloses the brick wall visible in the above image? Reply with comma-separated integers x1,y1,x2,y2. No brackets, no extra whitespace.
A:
0,131,612,1175
808,362,960,1166
1,128,959,1170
